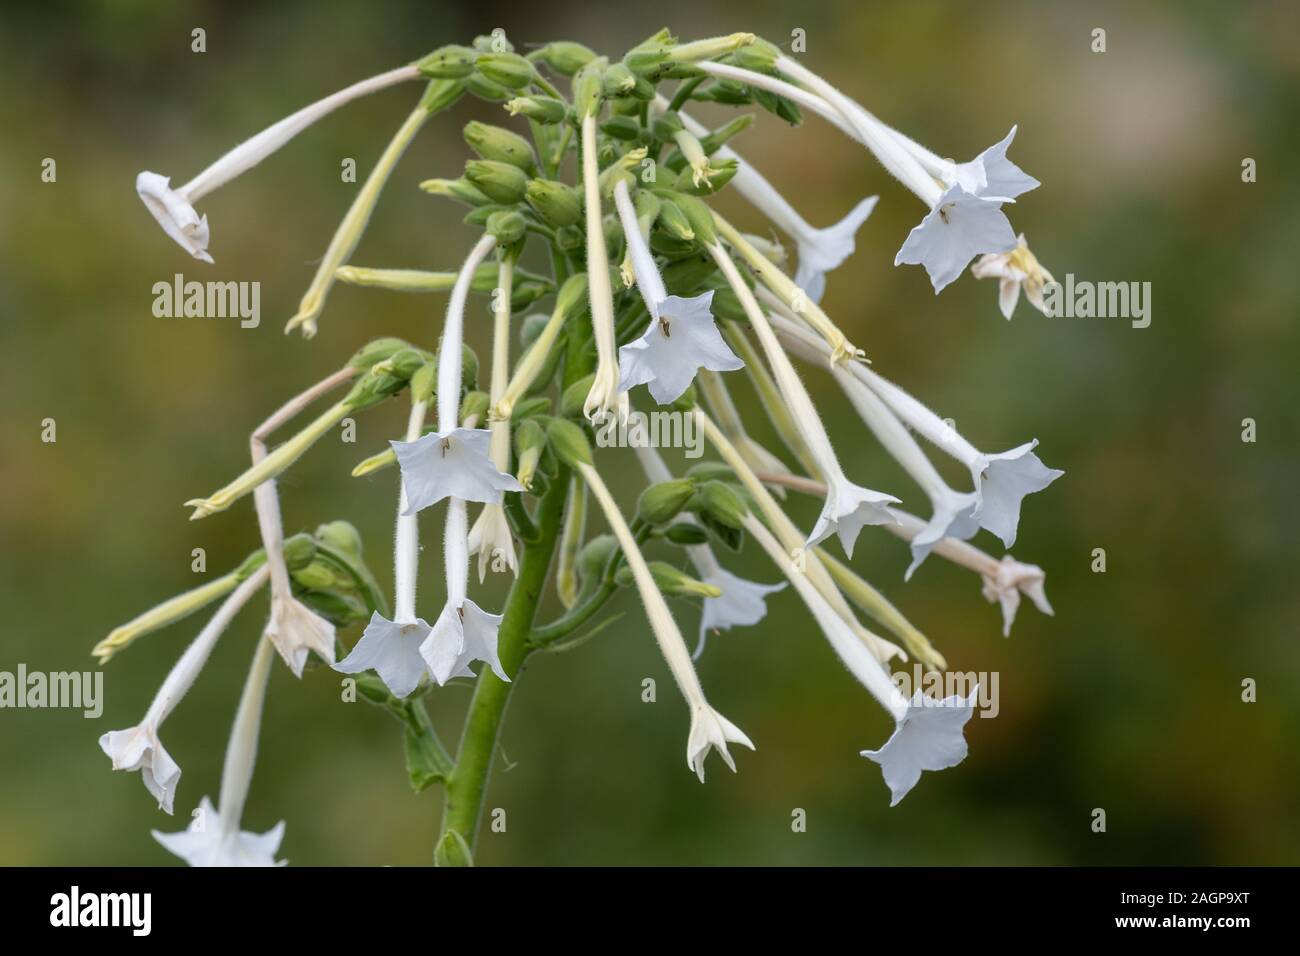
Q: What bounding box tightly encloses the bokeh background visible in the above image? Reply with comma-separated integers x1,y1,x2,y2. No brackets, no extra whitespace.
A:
2,0,1297,865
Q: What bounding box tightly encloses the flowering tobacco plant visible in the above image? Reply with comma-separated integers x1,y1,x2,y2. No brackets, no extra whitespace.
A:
106,29,1063,865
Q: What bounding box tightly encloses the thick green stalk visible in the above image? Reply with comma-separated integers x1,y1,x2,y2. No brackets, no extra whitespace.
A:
437,469,569,863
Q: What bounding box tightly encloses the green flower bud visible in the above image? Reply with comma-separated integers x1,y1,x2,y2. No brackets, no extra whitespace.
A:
561,374,593,419
665,191,718,245
600,115,643,142
546,417,593,468
464,160,529,204
531,41,596,76
650,231,697,259
685,461,736,482
602,214,625,261
572,57,608,119
291,560,344,591
281,532,317,571
576,534,618,583
673,158,737,195
652,111,685,141
234,549,269,581
473,33,512,53
608,95,642,117
511,279,550,311
347,337,412,370
555,225,584,258
419,176,493,206
417,45,479,79
300,590,369,627
525,179,582,228
463,202,515,227
555,272,590,321
352,447,396,478
505,95,569,124
419,79,466,114
623,30,674,76
696,79,752,105
655,198,694,241
514,418,546,490
476,51,536,89
664,521,710,545
602,62,638,97
693,479,749,528
486,210,527,247
460,390,491,426
661,253,714,294
519,312,549,350
345,346,428,410
699,113,754,154
709,284,747,323
315,521,363,561
636,478,696,525
726,37,781,73
753,88,803,126
464,121,537,173
615,561,722,598
509,396,551,423
410,360,438,403
466,72,512,102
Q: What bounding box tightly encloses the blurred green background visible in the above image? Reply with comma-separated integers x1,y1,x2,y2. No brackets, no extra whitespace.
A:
2,0,1297,865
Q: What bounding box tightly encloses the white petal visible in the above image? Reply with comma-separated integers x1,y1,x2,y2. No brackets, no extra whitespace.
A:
136,172,213,263
392,427,523,513
793,196,879,304
957,126,1040,201
99,723,182,814
332,612,431,699
861,690,976,806
687,703,754,782
695,568,786,659
153,796,286,867
971,440,1064,548
980,556,1052,637
264,595,336,678
618,291,743,405
808,480,900,558
895,186,1018,293
902,492,981,580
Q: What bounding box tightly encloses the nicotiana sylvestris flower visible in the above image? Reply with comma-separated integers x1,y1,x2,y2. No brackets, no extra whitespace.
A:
707,241,897,556
851,364,1062,548
742,513,973,805
894,183,1019,293
632,445,783,659
420,497,510,685
100,564,271,813
576,456,752,780
391,235,522,515
613,180,743,404
334,400,434,699
771,312,979,578
888,511,1053,637
154,638,285,867
136,65,419,264
970,233,1056,320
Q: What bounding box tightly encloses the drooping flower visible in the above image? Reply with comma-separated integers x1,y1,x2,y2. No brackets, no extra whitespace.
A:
742,512,974,805
136,65,420,265
946,127,1040,201
466,503,517,582
392,427,523,513
971,233,1056,319
894,184,1019,293
612,179,743,404
154,637,285,867
100,565,271,813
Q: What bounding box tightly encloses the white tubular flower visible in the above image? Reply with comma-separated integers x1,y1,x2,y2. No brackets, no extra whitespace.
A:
894,183,1018,293
971,233,1056,319
334,400,435,699
613,180,743,404
853,365,1063,549
136,65,419,265
578,460,753,780
153,638,286,867
391,235,522,515
772,313,979,578
707,242,897,557
888,512,1052,637
945,127,1040,201
100,565,271,814
468,257,519,582
675,103,877,304
632,445,784,659
579,112,627,422
743,514,973,806
420,498,510,685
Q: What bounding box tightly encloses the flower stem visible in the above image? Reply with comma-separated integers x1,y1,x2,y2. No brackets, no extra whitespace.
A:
437,466,569,864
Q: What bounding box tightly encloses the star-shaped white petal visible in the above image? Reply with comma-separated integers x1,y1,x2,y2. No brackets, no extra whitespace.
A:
618,291,744,405
901,492,982,580
466,503,517,583
419,598,510,686
861,690,976,806
264,595,336,678
99,722,182,814
970,439,1064,549
391,427,523,515
686,703,755,783
695,567,786,659
980,555,1054,637
793,196,879,304
808,480,900,558
136,171,213,263
971,233,1056,320
332,611,431,699
895,184,1018,293
152,797,286,867
948,126,1040,201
